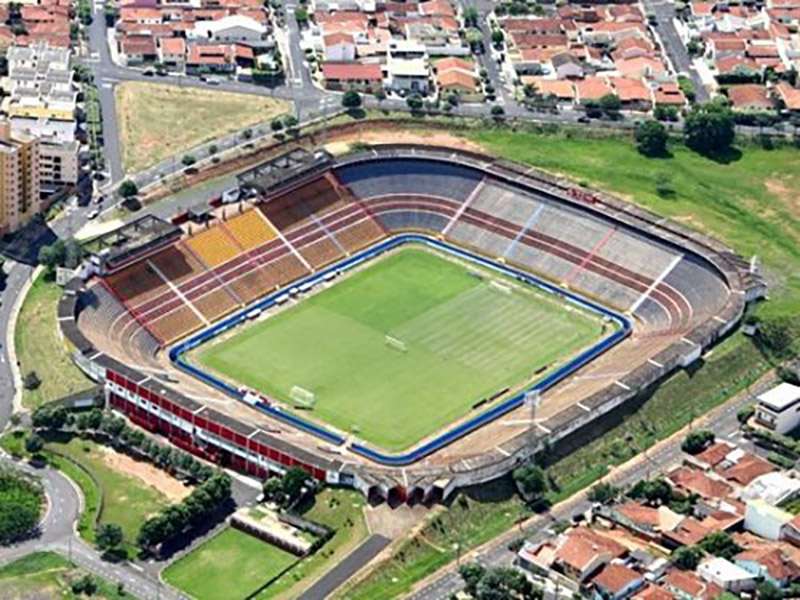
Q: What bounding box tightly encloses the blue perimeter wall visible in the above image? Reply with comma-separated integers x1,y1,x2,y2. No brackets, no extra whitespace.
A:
170,234,633,466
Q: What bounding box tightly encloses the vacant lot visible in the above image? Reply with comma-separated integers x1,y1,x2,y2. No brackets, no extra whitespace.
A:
0,551,128,599
199,247,603,451
163,526,298,600
47,436,174,554
116,82,291,173
14,273,93,410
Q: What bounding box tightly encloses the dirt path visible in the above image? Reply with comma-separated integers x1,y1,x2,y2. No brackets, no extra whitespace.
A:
100,447,191,503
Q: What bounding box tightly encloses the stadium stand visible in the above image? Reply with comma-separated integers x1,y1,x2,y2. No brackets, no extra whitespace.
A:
185,226,242,268
336,158,483,202
223,210,277,251
148,304,205,345
259,176,347,232
78,282,161,364
105,259,168,305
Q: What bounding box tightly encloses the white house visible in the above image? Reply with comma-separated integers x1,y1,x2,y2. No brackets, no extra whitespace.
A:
386,57,430,94
698,557,757,594
323,32,356,62
755,382,800,434
188,15,269,46
744,499,794,541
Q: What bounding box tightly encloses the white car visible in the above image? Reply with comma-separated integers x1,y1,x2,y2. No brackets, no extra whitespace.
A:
87,209,100,220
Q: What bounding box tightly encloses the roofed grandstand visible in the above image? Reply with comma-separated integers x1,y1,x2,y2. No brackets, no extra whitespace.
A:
62,146,760,504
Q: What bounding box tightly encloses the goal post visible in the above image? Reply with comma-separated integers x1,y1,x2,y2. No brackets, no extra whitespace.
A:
385,335,408,353
290,386,316,408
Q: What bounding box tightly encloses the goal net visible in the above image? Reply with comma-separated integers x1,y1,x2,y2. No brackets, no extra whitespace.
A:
291,386,316,408
385,335,408,353
489,281,512,295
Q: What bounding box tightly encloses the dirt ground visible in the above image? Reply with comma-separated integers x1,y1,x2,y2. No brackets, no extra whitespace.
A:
100,447,192,502
364,502,429,539
324,127,487,156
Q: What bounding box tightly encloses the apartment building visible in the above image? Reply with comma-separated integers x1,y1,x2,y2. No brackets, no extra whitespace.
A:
0,121,41,235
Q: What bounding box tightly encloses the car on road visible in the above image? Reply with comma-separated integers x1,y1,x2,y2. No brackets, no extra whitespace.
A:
577,115,591,124
93,195,104,205
87,209,100,220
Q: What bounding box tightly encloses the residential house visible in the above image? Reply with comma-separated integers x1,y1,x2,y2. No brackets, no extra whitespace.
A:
697,557,757,594
324,32,356,61
551,51,583,78
734,545,800,588
321,62,383,93
775,81,800,113
188,14,270,47
385,57,429,94
120,35,157,65
755,382,800,434
576,76,614,103
663,569,724,600
591,563,645,600
744,499,794,541
158,37,186,71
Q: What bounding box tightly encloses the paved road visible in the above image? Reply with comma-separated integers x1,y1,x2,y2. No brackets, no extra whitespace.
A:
642,0,709,103
408,374,776,600
299,534,392,600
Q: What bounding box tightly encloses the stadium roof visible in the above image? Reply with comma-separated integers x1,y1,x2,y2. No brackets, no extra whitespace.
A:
237,147,333,195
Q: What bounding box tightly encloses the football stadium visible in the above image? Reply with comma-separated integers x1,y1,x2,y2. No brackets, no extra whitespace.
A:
59,145,762,504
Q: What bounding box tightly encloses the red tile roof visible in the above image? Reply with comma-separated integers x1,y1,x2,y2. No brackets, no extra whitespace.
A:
664,570,724,600
735,546,800,582
668,466,734,500
592,563,643,594
634,585,675,600
777,82,800,110
717,452,775,485
322,62,383,81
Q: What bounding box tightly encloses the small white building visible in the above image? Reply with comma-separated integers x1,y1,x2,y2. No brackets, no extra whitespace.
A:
323,32,356,62
742,472,800,506
386,57,430,94
188,15,270,46
756,382,800,434
744,499,794,541
698,557,757,594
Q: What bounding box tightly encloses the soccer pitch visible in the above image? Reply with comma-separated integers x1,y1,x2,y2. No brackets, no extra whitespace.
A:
198,247,606,452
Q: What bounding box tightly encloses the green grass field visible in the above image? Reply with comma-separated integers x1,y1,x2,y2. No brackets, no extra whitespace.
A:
0,551,128,599
47,436,172,554
163,527,298,600
198,247,604,451
14,273,94,410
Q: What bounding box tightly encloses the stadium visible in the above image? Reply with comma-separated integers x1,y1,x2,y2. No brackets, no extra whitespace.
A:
59,145,762,505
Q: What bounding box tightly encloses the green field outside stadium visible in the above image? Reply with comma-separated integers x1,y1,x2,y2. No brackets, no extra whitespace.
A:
197,247,606,451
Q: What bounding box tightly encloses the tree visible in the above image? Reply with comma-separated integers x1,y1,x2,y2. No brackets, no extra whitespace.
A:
208,144,218,156
684,103,735,156
284,115,298,129
636,120,668,157
491,29,505,45
757,581,782,600
671,545,704,571
270,118,284,131
491,105,506,120
281,467,313,507
71,574,97,595
463,7,478,26
119,179,138,199
701,532,742,560
181,154,197,166
96,523,124,554
512,463,547,500
460,562,486,596
599,93,622,118
375,88,387,102
342,89,362,109
262,477,284,505
294,6,308,25
682,430,715,455
757,314,799,358
32,406,68,430
406,94,424,111
23,371,41,391
628,478,673,506
476,566,540,600
25,434,44,455
588,483,619,505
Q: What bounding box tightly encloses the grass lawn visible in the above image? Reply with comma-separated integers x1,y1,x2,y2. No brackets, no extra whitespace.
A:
468,130,800,321
46,436,172,554
254,489,368,599
116,82,291,173
14,272,94,410
163,526,298,600
198,247,603,451
0,551,128,599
